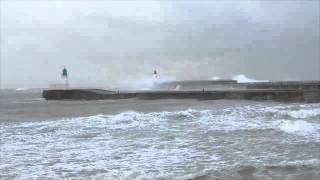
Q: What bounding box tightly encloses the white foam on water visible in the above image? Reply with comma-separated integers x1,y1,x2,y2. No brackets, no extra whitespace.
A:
0,110,221,179
286,109,320,119
245,103,320,119
277,120,320,137
1,104,319,179
280,159,320,167
264,104,320,119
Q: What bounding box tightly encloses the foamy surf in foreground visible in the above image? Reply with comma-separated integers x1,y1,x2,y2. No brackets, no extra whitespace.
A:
1,103,319,179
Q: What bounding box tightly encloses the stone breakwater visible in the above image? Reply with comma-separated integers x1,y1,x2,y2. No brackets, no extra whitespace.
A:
42,89,320,103
42,81,320,102
154,80,320,91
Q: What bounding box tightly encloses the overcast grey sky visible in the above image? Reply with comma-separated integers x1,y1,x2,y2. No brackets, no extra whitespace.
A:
0,0,319,88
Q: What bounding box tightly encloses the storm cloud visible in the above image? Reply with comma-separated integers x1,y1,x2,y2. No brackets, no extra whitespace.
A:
0,0,319,88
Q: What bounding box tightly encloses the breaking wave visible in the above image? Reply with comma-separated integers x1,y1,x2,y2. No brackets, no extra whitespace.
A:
211,74,268,83
280,109,320,119
277,120,320,137
15,88,31,91
263,103,320,119
1,103,319,179
232,74,269,83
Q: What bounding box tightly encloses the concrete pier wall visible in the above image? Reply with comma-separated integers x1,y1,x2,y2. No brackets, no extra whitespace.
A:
43,89,320,103
153,80,242,90
42,89,135,100
153,80,320,91
245,81,320,90
43,81,320,103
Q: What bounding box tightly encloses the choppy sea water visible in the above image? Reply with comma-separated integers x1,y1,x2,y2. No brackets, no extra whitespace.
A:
1,99,320,179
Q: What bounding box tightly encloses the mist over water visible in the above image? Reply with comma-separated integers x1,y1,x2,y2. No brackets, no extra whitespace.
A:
1,1,319,88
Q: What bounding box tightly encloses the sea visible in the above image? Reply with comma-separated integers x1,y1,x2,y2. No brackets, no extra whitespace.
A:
0,89,319,180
